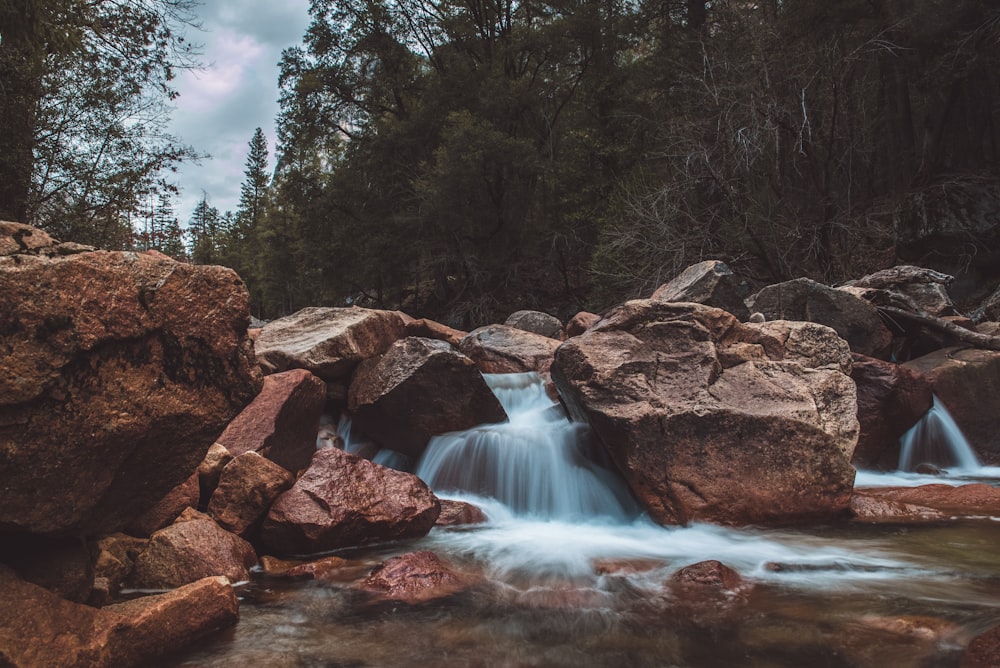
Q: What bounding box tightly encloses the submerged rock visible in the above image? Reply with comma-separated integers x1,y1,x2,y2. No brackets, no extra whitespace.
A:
651,260,750,321
362,551,472,603
459,324,562,374
348,337,508,459
552,300,858,527
253,306,406,381
435,500,488,527
0,225,261,536
260,448,440,555
855,484,1000,517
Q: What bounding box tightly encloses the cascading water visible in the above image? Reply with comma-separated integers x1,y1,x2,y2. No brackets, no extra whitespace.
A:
414,373,639,522
898,394,980,472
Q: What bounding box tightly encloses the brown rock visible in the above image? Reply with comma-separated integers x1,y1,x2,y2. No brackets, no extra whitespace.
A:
129,518,257,589
261,448,440,555
850,354,934,470
565,311,601,338
362,551,470,603
651,260,750,321
0,235,261,536
347,337,508,459
404,317,467,347
552,300,858,527
216,368,326,472
504,310,564,339
855,484,1000,517
283,556,359,581
963,623,1000,668
207,451,295,539
851,265,958,316
670,559,745,592
0,220,56,256
197,442,234,501
849,493,946,522
750,277,893,358
435,499,488,527
126,472,201,537
667,560,752,624
253,306,406,380
904,347,1000,464
459,324,562,374
90,534,149,605
0,535,93,603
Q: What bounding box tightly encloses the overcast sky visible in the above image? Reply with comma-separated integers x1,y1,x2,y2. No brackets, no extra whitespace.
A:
166,1,312,221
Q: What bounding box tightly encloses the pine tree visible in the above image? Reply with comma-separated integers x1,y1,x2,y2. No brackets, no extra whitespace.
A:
188,195,221,264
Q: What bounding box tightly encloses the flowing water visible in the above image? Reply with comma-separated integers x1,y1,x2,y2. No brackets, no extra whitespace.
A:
171,374,1000,667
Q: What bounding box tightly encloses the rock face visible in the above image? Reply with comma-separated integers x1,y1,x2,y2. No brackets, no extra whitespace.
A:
459,324,562,374
850,354,934,470
0,226,261,536
504,310,564,339
261,448,440,555
253,306,406,380
750,277,892,358
651,260,750,321
129,517,258,589
347,337,508,459
362,551,470,603
552,300,859,527
215,368,326,473
904,347,1000,464
207,452,295,539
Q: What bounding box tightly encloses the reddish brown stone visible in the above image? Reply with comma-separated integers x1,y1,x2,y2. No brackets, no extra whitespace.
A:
565,311,601,338
216,368,326,473
904,347,1000,464
207,451,294,539
254,306,406,380
963,623,1000,667
129,518,257,589
362,551,471,603
850,354,934,470
197,443,234,500
403,318,467,347
261,448,440,555
347,337,507,459
0,535,93,603
670,560,744,592
553,300,858,527
126,472,201,537
651,260,750,321
856,484,1000,517
0,220,56,256
435,500,488,527
0,233,261,536
459,324,562,374
90,533,149,606
849,493,945,522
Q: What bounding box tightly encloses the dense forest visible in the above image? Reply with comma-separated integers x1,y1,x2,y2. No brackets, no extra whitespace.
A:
2,0,999,326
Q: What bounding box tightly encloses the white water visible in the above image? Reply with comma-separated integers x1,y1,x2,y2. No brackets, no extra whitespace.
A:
899,394,981,471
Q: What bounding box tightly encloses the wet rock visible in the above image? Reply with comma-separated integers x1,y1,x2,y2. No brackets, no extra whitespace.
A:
914,463,944,475
347,337,508,459
667,560,752,624
403,317,467,347
207,452,295,539
850,354,934,470
850,265,958,317
129,517,257,589
855,484,1000,517
260,448,440,555
459,324,562,374
90,534,148,606
254,306,406,381
670,560,745,592
216,368,326,473
839,615,965,667
592,558,668,575
504,310,564,339
651,260,750,321
362,551,471,603
126,472,201,537
749,277,892,358
197,443,234,501
0,229,261,536
849,493,946,522
962,622,1000,667
904,347,1000,464
552,300,858,527
0,535,93,603
565,311,601,338
435,500,488,527
283,556,362,582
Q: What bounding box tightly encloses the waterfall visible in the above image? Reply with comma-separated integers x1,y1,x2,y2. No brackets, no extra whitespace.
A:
414,372,639,522
898,394,980,472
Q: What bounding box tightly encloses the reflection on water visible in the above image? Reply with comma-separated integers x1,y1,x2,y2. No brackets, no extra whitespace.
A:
168,374,1000,667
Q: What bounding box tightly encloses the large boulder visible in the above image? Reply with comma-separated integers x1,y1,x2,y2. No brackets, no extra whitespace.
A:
651,260,750,321
504,310,564,339
347,337,507,459
0,225,261,536
904,347,1000,464
207,452,295,539
253,306,406,381
850,354,934,470
215,368,326,473
459,324,562,374
849,265,958,317
552,300,859,527
749,277,892,358
260,448,440,555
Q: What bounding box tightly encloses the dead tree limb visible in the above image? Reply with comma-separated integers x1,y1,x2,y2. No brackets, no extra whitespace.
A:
877,306,1000,352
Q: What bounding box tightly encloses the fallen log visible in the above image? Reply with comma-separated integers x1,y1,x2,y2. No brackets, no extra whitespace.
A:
876,306,1000,352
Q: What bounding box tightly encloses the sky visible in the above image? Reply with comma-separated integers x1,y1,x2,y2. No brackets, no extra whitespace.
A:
166,0,312,221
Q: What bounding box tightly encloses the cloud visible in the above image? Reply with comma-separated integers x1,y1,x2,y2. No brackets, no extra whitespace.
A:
165,0,311,220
